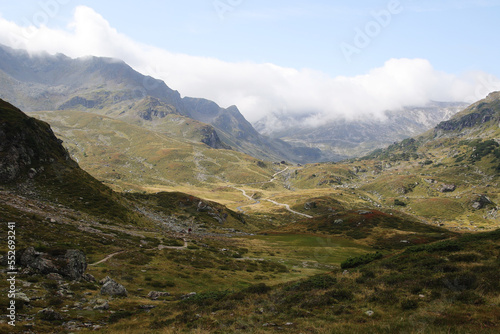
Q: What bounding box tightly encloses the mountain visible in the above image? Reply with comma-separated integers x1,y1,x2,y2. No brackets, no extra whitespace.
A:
289,92,500,230
254,102,467,161
0,44,319,163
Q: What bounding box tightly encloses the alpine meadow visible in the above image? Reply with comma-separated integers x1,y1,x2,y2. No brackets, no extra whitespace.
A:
0,2,499,333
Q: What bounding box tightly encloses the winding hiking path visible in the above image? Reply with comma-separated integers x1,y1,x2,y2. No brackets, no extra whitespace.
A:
231,166,312,219
90,238,189,266
89,251,125,266
264,199,313,218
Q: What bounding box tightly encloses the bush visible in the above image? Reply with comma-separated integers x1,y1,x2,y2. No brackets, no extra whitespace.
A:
183,291,230,306
405,240,462,253
327,288,354,301
455,291,485,305
394,199,407,207
341,252,383,269
290,274,337,291
401,299,419,310
244,283,271,294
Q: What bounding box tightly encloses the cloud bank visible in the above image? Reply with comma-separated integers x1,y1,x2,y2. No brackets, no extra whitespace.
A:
0,6,499,124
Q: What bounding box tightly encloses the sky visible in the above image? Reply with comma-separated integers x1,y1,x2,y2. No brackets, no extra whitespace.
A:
0,0,500,123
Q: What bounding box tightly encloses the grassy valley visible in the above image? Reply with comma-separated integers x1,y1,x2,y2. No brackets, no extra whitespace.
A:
1,86,499,334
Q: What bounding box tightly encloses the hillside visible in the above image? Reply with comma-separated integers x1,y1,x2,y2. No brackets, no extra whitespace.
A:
0,44,318,163
288,92,500,231
3,98,495,333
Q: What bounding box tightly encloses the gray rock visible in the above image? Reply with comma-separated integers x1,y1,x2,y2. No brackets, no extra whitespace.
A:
15,292,30,303
147,291,171,300
38,308,63,321
19,247,87,280
47,273,64,281
100,278,127,297
20,247,58,275
92,299,109,310
99,276,112,285
439,184,456,193
181,292,197,300
471,195,492,210
304,202,317,210
472,202,482,210
82,273,96,282
61,250,87,280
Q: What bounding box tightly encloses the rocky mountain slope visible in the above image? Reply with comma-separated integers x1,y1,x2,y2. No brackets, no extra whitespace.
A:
289,92,500,231
0,44,318,163
255,102,467,161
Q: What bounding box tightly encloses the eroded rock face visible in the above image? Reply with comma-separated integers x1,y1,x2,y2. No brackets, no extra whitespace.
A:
18,247,87,280
0,100,74,183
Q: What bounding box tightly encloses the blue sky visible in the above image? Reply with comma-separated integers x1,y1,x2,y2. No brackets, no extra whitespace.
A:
1,0,500,122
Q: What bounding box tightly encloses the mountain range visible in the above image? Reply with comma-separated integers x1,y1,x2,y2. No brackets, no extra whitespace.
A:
0,44,321,163
0,43,468,163
254,102,468,160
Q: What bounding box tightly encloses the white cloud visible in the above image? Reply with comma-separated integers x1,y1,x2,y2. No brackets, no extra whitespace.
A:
0,6,499,124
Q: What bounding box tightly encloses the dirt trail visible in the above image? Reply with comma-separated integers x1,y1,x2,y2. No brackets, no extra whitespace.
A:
90,239,188,266
89,251,125,266
231,167,312,219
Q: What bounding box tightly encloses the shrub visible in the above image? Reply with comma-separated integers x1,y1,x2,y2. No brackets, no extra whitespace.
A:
341,252,383,269
394,199,407,206
289,274,337,291
244,283,271,294
405,240,462,253
455,291,485,305
327,288,354,301
401,298,419,310
183,291,230,306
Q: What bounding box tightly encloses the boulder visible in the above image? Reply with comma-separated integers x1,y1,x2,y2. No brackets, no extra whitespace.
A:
147,291,171,300
100,278,127,297
14,292,30,303
92,299,109,310
38,308,63,321
439,184,456,193
20,247,58,275
471,195,492,210
18,247,87,280
82,273,96,282
304,202,317,210
61,250,87,280
181,292,197,300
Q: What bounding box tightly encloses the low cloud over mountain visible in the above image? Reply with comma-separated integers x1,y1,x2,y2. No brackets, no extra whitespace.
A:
1,6,499,125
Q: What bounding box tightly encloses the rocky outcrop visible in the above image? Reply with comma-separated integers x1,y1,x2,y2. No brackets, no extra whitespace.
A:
471,195,493,210
61,250,88,280
439,184,456,193
0,99,75,183
147,291,171,300
18,247,87,280
100,276,128,297
199,126,232,150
